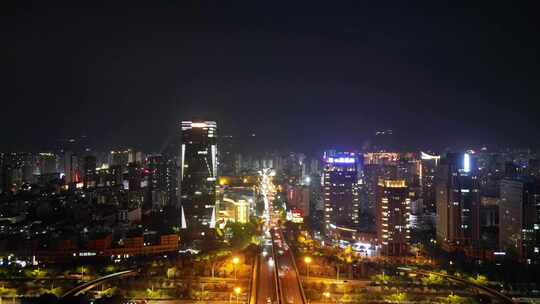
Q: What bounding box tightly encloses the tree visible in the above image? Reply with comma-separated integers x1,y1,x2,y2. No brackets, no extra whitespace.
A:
445,294,470,304
39,287,63,297
468,274,489,286
166,267,178,279
384,292,407,303
146,287,163,299
103,265,117,275
75,266,90,281
421,273,443,286
99,287,119,298
0,286,17,297
24,268,47,279
371,274,391,285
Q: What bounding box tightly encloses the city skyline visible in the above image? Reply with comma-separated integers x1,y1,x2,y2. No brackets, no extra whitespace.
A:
4,2,540,303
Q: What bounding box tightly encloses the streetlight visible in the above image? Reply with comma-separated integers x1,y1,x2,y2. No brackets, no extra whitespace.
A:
232,257,240,280
234,287,241,304
323,291,331,303
304,256,312,279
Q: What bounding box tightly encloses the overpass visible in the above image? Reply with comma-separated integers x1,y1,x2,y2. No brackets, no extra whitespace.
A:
398,267,514,304
62,269,138,298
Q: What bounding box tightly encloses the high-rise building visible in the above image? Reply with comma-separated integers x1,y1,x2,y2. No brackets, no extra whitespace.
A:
63,151,80,185
218,135,236,176
38,152,58,175
376,179,411,256
322,151,359,230
420,152,440,214
499,178,540,262
179,121,218,229
286,185,310,217
147,154,177,209
109,149,132,172
83,155,97,188
436,153,481,250
363,162,397,219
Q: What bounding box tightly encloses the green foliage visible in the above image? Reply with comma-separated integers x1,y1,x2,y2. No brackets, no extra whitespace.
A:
39,286,63,297
225,221,257,248
421,273,443,286
371,274,392,284
24,268,47,279
146,287,164,299
103,264,117,274
0,286,17,297
99,287,119,298
191,289,209,301
445,294,470,304
468,274,489,285
166,267,178,279
384,292,407,303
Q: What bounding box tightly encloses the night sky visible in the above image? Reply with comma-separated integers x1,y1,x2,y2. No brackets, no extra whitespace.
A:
6,1,540,152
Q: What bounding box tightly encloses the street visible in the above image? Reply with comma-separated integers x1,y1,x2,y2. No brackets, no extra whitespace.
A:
255,241,278,304
257,168,305,304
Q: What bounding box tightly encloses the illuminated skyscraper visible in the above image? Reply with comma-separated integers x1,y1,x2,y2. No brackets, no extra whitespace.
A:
83,155,97,188
435,153,481,250
376,179,411,255
499,178,540,262
420,151,440,214
362,152,399,219
322,151,359,231
179,121,218,229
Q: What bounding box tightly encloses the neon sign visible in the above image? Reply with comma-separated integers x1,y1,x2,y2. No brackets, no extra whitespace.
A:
327,157,355,164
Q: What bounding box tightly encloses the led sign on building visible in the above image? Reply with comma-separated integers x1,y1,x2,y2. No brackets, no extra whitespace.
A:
327,157,355,164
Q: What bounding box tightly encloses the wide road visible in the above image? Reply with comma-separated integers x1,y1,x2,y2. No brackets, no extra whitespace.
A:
257,168,305,304
274,228,305,304
255,240,278,304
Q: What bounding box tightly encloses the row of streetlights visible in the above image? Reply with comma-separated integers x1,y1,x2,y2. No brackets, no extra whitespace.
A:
304,256,333,303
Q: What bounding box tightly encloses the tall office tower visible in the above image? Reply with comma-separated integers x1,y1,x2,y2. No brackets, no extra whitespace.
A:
63,151,80,185
479,195,500,250
83,155,97,188
109,149,132,172
377,179,411,256
499,178,540,262
218,135,236,176
420,152,440,213
38,152,58,175
179,121,218,229
363,153,399,219
322,151,360,230
147,154,170,209
528,159,540,178
126,162,143,190
435,153,481,250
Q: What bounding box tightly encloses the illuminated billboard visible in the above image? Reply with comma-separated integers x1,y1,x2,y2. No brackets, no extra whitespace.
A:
327,157,355,163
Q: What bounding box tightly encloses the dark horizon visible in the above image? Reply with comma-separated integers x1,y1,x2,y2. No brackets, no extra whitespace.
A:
6,1,540,152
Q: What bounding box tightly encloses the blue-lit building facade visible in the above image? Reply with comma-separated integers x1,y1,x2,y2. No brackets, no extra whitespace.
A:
322,151,360,232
